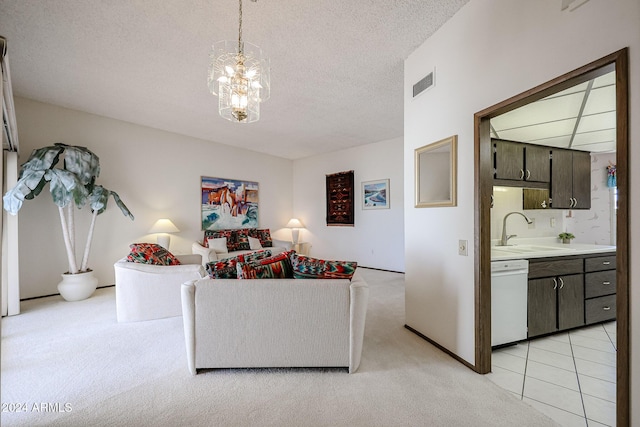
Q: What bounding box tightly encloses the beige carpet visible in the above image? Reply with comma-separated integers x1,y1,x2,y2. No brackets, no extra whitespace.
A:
1,268,558,426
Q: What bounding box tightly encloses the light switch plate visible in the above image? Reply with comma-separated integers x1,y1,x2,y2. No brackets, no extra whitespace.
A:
458,240,468,256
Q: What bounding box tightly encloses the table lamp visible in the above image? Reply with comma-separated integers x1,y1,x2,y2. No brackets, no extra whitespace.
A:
285,218,305,244
149,218,180,250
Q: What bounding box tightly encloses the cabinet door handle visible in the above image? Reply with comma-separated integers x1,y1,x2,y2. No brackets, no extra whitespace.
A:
553,278,558,290
559,277,564,289
569,198,574,208
526,169,531,180
603,281,611,285
573,197,578,207
603,306,611,311
520,169,525,180
603,261,611,266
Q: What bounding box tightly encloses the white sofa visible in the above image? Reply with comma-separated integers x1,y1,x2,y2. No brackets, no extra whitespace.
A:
191,240,291,266
181,270,369,374
114,254,205,322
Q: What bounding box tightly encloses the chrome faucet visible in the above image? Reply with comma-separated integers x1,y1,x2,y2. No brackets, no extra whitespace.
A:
500,212,533,246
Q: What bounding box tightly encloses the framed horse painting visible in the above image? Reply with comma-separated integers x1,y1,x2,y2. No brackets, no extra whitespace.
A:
201,176,259,230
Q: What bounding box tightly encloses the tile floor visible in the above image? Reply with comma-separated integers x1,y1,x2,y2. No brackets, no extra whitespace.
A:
487,321,616,426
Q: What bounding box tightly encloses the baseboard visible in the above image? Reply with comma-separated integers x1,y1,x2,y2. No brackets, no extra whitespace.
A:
20,284,115,302
404,324,478,373
359,266,405,274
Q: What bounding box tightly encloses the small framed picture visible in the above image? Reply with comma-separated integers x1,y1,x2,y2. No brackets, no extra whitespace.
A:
362,179,390,210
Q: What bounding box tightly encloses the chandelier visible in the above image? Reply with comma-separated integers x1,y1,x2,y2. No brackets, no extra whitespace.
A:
208,0,270,123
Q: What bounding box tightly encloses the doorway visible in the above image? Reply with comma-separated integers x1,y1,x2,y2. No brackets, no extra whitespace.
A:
473,49,629,423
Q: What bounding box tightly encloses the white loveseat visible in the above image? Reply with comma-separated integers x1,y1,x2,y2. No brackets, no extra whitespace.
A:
114,254,205,322
181,270,369,374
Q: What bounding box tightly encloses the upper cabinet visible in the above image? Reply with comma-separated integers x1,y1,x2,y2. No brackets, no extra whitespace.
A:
550,149,591,209
493,139,550,185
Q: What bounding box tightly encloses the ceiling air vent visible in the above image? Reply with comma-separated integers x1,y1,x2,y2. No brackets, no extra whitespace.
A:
413,70,435,98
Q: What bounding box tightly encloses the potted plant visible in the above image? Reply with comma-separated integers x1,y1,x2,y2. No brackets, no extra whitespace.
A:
3,143,134,301
558,232,575,244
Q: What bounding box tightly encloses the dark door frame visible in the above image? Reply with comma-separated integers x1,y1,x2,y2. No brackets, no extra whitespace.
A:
473,48,629,424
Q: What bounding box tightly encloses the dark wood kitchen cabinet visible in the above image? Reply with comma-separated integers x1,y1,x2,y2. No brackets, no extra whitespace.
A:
528,271,584,337
584,254,617,324
527,252,616,339
550,148,591,209
493,139,550,184
527,257,584,337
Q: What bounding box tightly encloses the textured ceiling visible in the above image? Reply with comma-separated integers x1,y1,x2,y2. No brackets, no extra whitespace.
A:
0,0,469,159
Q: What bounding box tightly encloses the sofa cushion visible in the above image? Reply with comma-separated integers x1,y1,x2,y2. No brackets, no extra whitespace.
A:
249,228,273,247
290,253,357,280
323,260,358,279
236,251,294,279
206,237,229,254
290,253,325,279
234,230,251,251
206,249,272,279
248,236,263,250
127,243,181,266
203,230,234,250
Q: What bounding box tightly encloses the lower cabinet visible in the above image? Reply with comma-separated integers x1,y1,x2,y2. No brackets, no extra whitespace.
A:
528,274,584,337
526,252,616,339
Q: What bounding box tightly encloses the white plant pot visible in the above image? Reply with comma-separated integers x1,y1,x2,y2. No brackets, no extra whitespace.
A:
57,270,98,302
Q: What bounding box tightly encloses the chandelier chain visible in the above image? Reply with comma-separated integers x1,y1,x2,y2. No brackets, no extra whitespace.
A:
238,0,243,54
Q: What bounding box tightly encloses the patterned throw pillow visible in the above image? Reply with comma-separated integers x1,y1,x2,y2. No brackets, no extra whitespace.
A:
290,252,326,279
323,260,358,279
235,231,251,251
205,249,272,279
237,250,294,279
127,243,181,266
249,228,273,247
203,230,234,250
290,253,357,280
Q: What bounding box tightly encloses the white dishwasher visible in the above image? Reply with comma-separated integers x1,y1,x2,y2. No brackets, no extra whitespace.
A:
491,259,529,347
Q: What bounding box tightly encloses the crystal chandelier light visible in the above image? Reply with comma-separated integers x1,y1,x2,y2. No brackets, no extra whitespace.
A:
208,0,270,123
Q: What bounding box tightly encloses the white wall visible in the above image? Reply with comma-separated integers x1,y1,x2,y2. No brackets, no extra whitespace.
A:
292,137,404,272
403,1,639,404
13,97,293,298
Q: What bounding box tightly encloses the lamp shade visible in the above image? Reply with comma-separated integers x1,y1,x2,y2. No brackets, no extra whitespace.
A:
285,218,305,229
148,219,180,234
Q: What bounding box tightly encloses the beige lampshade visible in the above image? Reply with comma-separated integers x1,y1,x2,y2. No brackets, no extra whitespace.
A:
285,218,305,229
148,219,180,234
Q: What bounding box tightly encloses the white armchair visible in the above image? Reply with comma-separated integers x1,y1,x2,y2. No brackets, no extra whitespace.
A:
114,254,205,322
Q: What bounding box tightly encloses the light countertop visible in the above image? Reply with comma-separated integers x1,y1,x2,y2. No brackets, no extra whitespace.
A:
490,237,616,261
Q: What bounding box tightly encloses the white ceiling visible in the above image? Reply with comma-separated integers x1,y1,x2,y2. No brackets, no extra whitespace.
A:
0,0,470,159
491,70,616,153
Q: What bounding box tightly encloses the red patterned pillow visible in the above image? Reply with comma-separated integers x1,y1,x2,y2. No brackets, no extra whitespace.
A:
290,253,357,280
235,231,251,251
249,228,273,247
205,249,272,279
237,250,294,279
323,260,358,279
127,243,181,266
203,230,234,250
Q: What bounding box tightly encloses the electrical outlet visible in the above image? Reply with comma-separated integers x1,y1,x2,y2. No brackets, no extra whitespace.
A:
550,217,556,228
458,240,468,256
528,218,536,229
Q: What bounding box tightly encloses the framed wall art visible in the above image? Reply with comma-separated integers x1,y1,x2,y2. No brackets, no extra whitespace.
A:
201,176,259,230
326,170,354,226
415,135,457,208
362,179,390,210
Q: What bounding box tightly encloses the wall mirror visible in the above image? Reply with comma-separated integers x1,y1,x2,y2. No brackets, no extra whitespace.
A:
415,135,458,207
